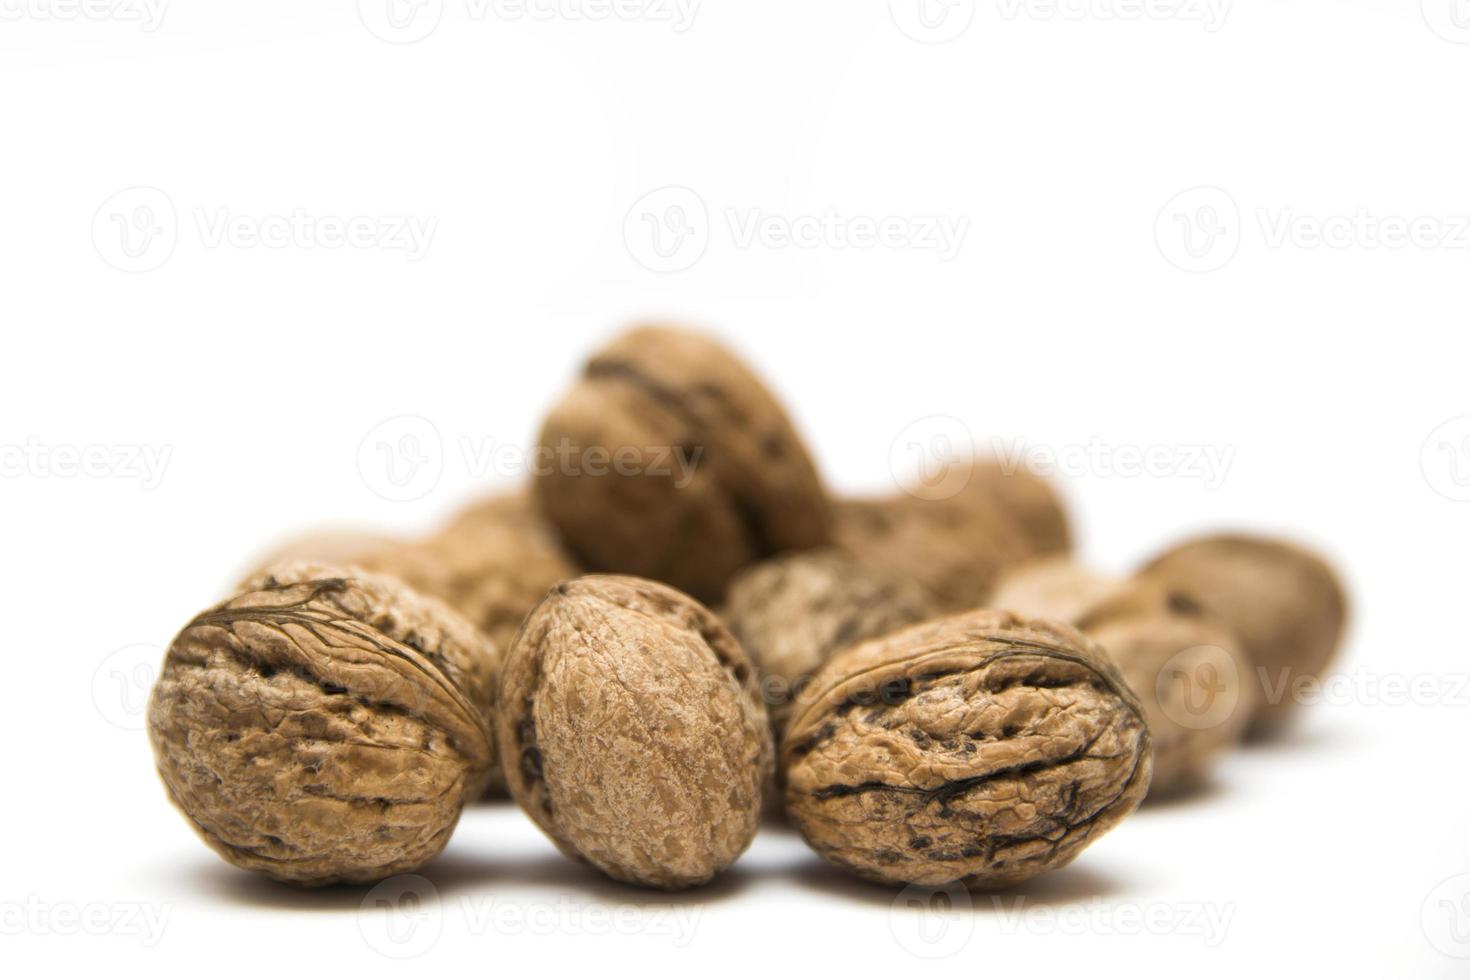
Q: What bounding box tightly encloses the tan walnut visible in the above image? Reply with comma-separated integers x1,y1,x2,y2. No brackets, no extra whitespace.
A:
1137,534,1347,733
498,575,773,889
147,562,497,886
782,609,1151,889
992,558,1255,796
532,326,832,603
833,462,1067,612
723,548,938,734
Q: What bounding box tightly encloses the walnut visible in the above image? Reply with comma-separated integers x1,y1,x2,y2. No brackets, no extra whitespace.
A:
782,610,1151,889
1138,534,1347,733
498,575,772,889
832,461,1069,612
532,326,832,603
992,559,1255,796
723,548,938,733
358,491,578,653
147,562,496,886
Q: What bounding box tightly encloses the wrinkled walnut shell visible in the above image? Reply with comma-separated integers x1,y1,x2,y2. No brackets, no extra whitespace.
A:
498,575,773,889
723,548,938,733
533,326,832,603
1138,534,1347,732
147,562,497,886
993,559,1255,796
783,610,1151,889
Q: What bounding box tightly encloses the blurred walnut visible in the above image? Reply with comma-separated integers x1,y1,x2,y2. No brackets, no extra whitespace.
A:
1138,534,1347,734
532,326,832,603
498,575,771,889
992,559,1255,796
147,562,496,886
723,549,937,733
358,491,578,653
783,610,1151,889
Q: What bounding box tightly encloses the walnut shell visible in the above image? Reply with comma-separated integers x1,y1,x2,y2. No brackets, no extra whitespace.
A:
1138,534,1347,732
147,562,497,886
533,326,832,603
965,460,1072,555
993,560,1255,796
359,491,579,653
498,575,773,889
833,493,1036,611
723,548,938,733
783,610,1151,889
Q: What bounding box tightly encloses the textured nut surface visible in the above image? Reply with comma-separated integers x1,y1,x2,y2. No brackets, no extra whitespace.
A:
995,560,1254,796
148,562,496,886
533,326,832,602
783,610,1151,889
833,493,1037,611
723,548,938,733
1138,534,1346,730
498,575,773,889
360,491,579,653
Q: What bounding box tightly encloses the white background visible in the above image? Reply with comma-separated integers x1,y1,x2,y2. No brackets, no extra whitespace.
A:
2,1,1467,975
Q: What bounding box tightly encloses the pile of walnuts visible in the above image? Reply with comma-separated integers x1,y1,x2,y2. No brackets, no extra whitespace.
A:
148,325,1347,891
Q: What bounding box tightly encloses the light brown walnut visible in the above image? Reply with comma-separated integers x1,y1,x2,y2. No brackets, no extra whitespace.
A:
147,562,497,886
532,326,832,603
498,575,773,890
783,610,1151,889
1138,534,1347,734
993,559,1255,796
723,548,938,734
